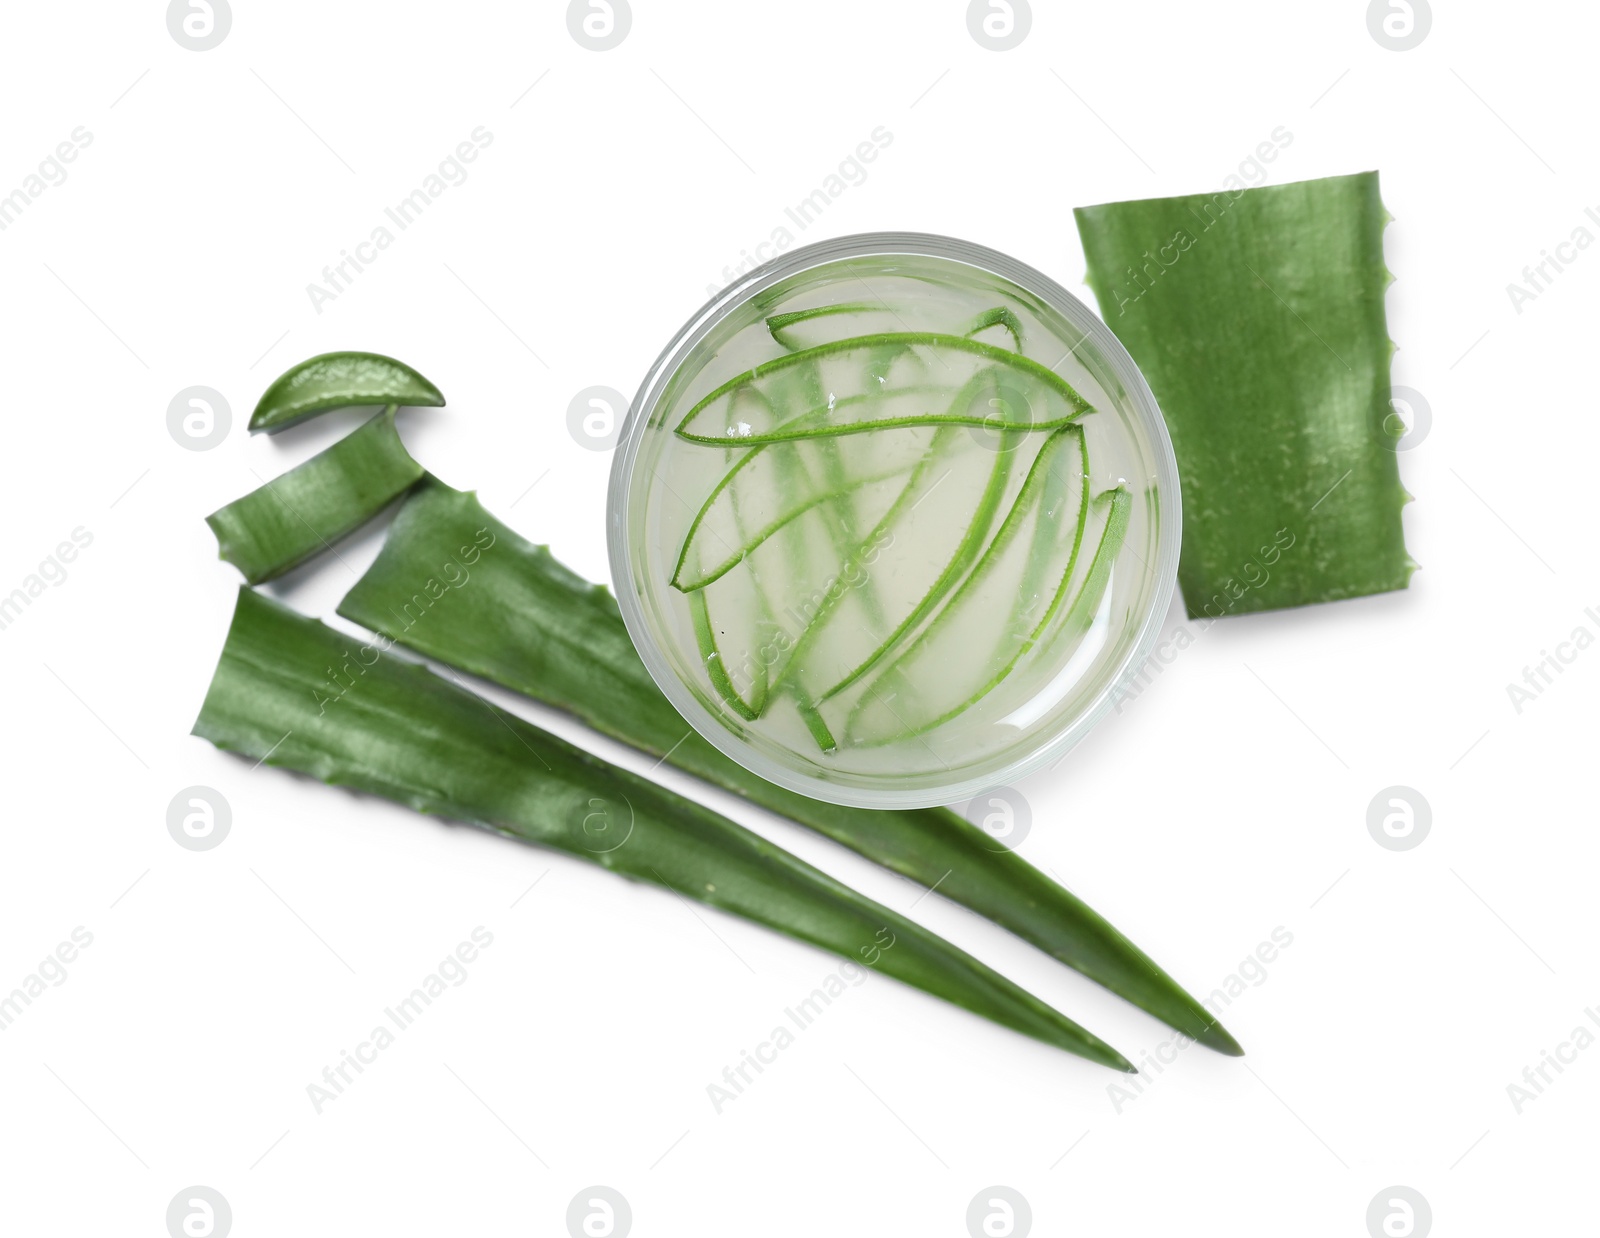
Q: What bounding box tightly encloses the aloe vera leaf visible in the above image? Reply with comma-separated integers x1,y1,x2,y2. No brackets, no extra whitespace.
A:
249,351,445,434
817,420,1024,703
676,332,1092,444
1074,172,1414,616
769,366,1040,702
336,481,1242,1053
205,408,421,585
847,483,1130,747
681,393,859,708
672,449,919,591
767,305,925,394
963,306,1024,350
197,586,1130,1068
1016,421,1092,630
839,427,1086,744
692,375,901,712
765,303,879,351
688,588,765,719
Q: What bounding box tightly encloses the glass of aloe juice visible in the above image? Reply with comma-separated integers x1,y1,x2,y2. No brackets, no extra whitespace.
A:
609,234,1180,809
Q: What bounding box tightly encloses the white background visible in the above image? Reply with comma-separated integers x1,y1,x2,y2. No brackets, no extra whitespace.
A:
1,1,1594,1234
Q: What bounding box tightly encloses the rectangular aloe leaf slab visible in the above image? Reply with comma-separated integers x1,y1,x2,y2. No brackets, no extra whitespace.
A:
1075,172,1414,617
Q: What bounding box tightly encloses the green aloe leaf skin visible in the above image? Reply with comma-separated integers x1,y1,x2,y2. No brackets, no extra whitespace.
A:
1075,171,1414,617
250,350,445,434
197,586,1130,1069
671,436,920,592
840,428,1093,746
205,408,422,585
674,332,1090,445
337,481,1243,1055
768,369,1043,708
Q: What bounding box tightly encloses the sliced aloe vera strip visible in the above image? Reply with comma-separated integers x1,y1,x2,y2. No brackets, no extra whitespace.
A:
676,332,1092,444
847,482,1130,746
1074,172,1413,615
197,586,1130,1067
770,367,1042,701
688,587,765,719
766,303,889,351
335,481,1241,1053
1015,421,1092,630
688,402,854,715
767,423,972,705
816,391,1028,704
672,439,922,591
963,306,1024,350
839,426,1087,743
205,407,421,585
249,351,445,434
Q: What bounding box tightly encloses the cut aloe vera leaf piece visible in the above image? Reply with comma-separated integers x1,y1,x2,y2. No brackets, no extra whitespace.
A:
963,306,1024,350
673,432,927,591
694,387,870,697
816,393,1030,703
337,481,1241,1054
686,416,850,711
691,456,886,714
774,413,1015,705
1036,484,1132,653
1075,172,1413,616
839,426,1088,743
767,362,1053,700
676,332,1092,444
249,351,445,434
198,586,1131,1067
1015,421,1092,631
766,303,886,351
766,303,929,398
205,407,421,585
688,586,766,719
847,481,1129,747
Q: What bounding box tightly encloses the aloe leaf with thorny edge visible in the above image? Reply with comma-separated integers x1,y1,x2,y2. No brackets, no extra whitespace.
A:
336,480,1243,1055
195,586,1131,1069
674,333,1092,444
250,350,445,434
1074,172,1414,617
205,408,423,585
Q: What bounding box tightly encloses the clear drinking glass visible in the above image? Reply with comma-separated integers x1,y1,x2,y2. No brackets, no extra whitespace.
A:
608,233,1180,809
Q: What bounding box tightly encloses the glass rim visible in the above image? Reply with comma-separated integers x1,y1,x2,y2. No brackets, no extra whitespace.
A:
607,231,1182,809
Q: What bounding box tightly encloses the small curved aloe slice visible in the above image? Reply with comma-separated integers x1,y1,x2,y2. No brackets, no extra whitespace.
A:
250,351,445,434
846,478,1130,747
765,303,882,351
963,306,1024,350
205,407,421,584
675,333,1091,444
